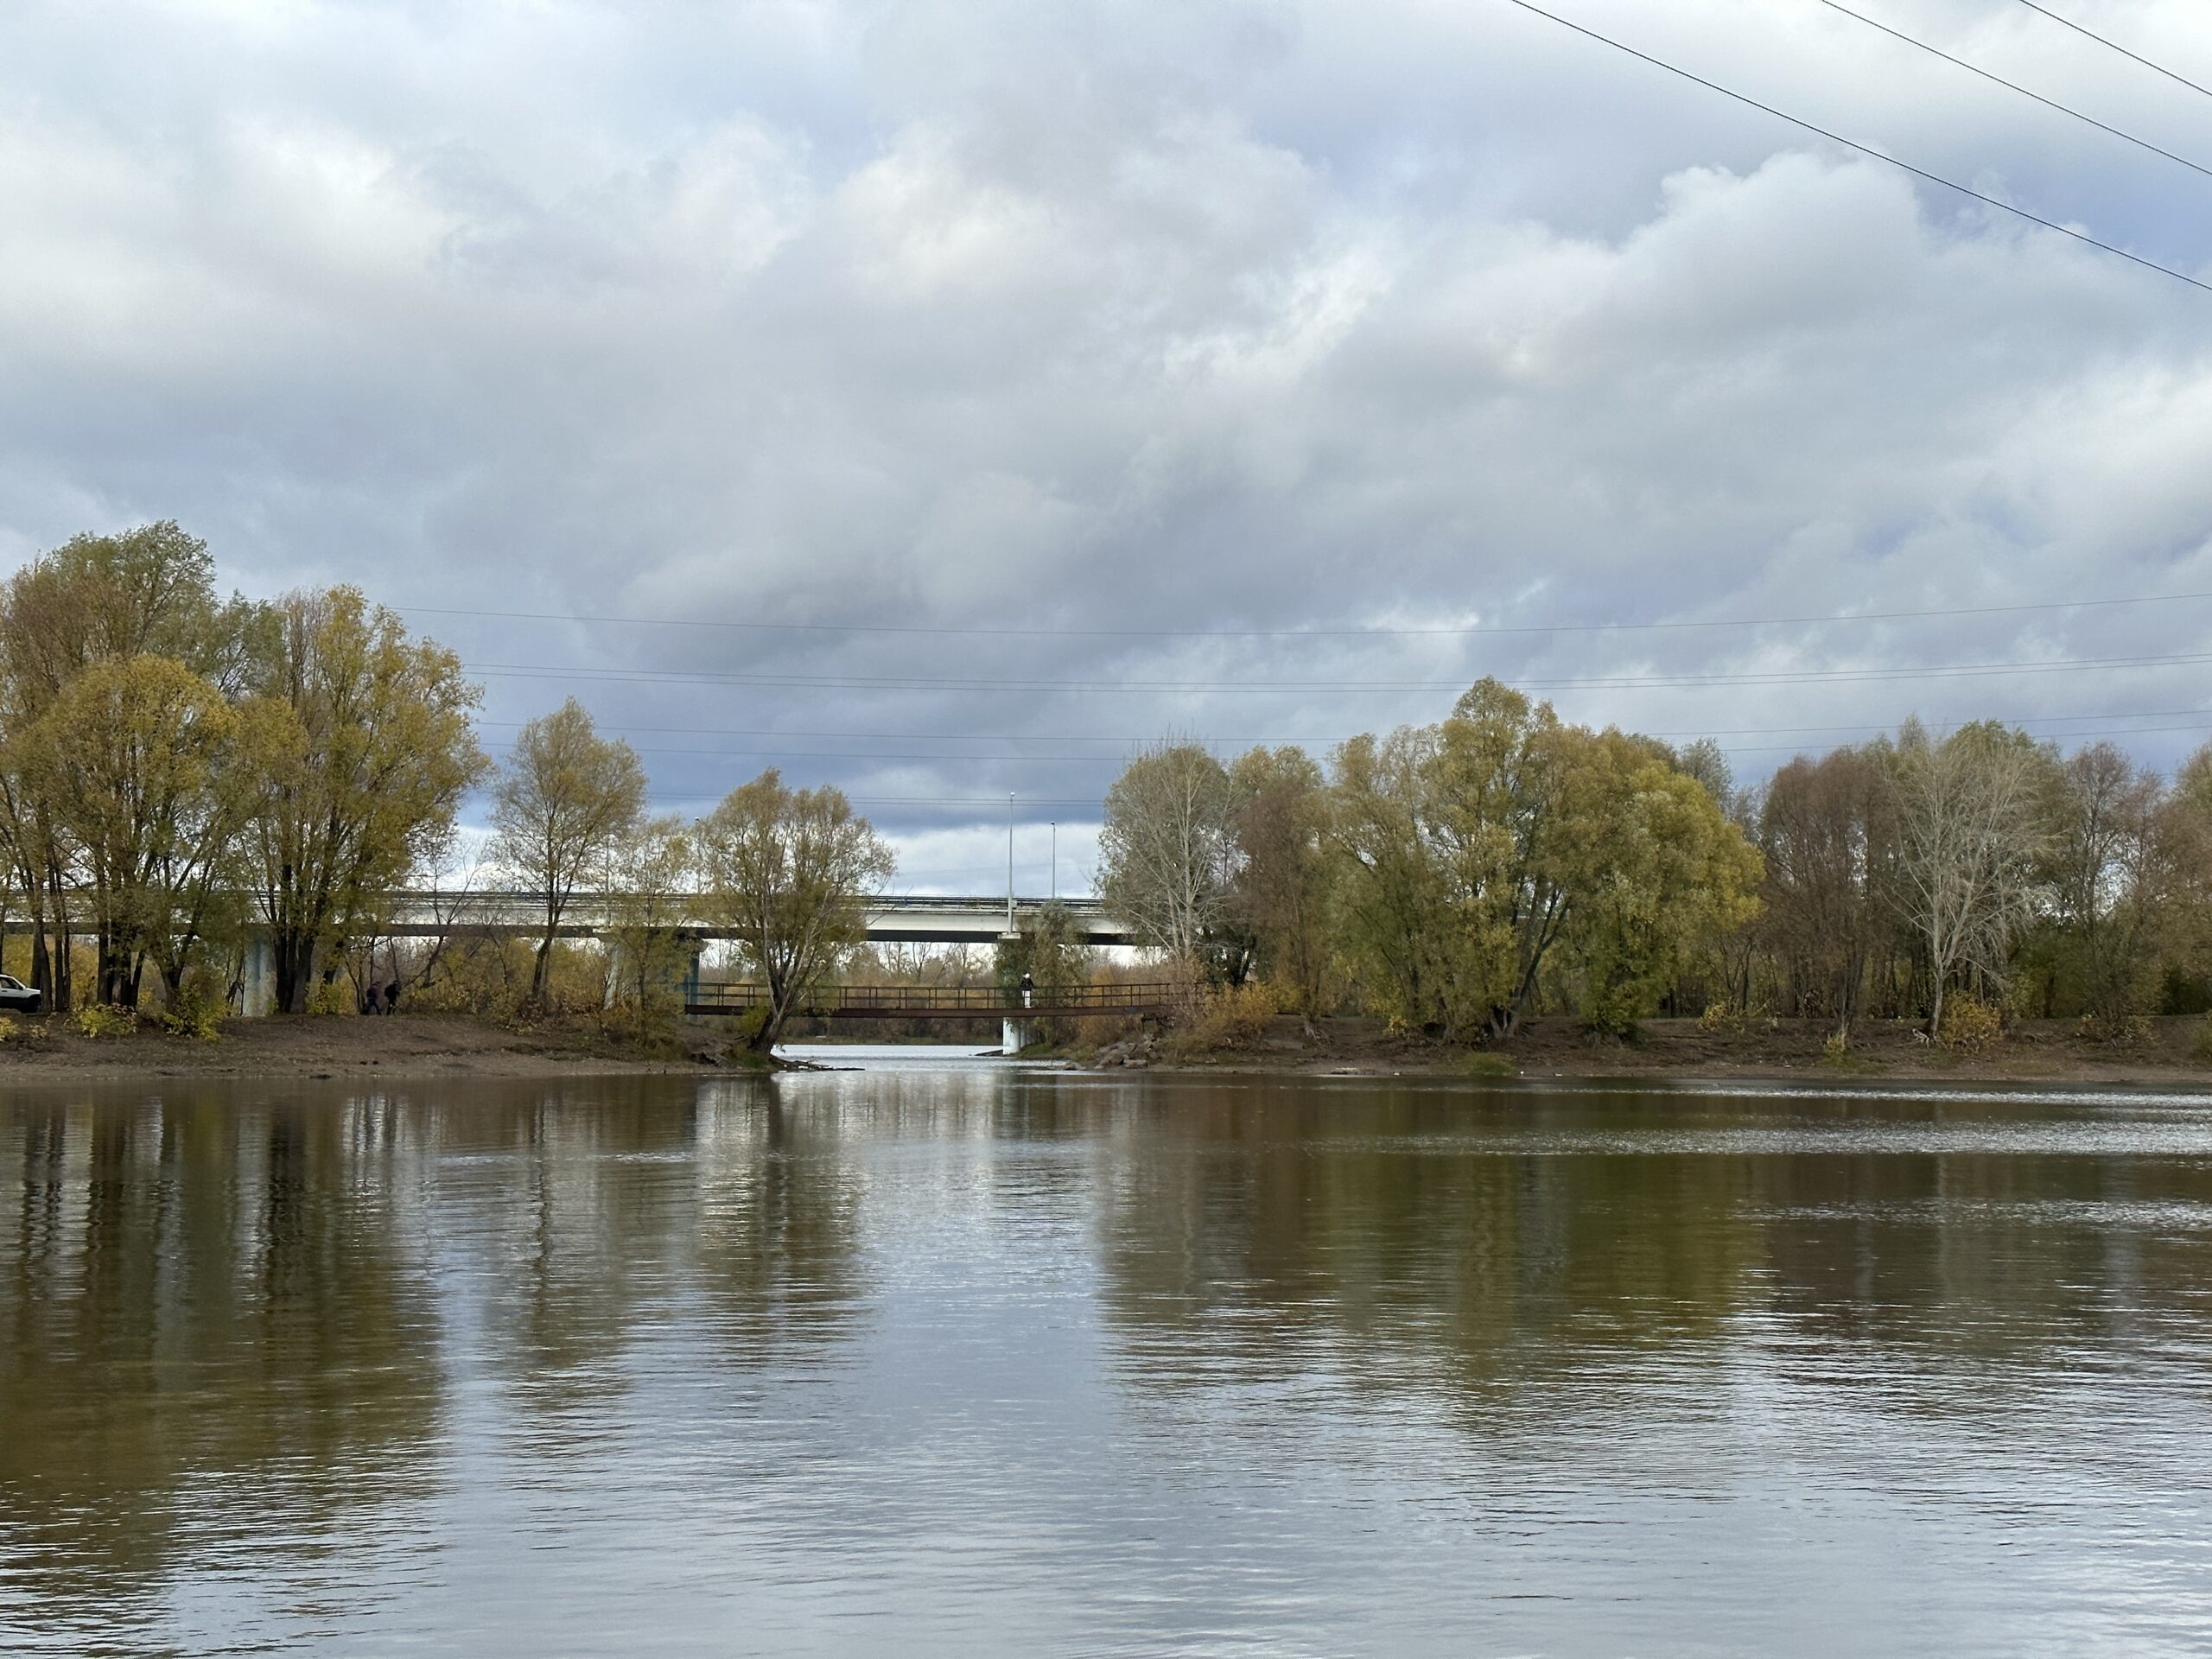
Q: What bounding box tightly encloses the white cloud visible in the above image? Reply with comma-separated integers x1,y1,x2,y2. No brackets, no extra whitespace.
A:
5,0,2212,881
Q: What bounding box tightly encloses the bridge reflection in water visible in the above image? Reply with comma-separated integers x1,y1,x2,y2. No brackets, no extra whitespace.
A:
686,982,1175,1020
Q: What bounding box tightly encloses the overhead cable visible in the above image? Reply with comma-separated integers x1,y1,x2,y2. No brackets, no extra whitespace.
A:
1499,0,2212,295
2012,0,2212,102
401,586,2212,640
1817,0,2212,178
460,646,2212,694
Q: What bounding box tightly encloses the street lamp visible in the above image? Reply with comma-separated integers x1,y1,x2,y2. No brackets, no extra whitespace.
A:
1050,822,1057,902
1004,791,1016,938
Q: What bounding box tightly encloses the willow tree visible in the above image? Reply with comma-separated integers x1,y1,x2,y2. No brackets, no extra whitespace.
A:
492,699,647,1005
242,588,486,1013
0,522,257,1005
19,655,263,1006
1227,745,1335,1013
696,771,893,1050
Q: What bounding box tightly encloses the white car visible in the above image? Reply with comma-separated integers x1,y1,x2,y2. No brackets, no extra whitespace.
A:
0,974,43,1014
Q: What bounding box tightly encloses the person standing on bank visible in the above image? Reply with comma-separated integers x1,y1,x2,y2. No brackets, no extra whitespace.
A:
385,978,402,1015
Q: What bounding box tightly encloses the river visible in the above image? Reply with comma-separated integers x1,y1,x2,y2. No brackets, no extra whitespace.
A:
3,1061,2210,1656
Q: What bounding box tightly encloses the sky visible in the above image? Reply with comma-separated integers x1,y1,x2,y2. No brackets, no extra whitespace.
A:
3,0,2211,896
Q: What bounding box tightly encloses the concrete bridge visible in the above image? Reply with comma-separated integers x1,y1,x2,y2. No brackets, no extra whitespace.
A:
368,892,1131,946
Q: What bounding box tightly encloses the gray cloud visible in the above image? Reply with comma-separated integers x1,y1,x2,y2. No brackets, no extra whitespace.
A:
3,0,2211,892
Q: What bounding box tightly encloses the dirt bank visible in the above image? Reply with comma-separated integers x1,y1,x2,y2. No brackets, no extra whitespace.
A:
1072,1012,2212,1088
0,1013,726,1084
3,1009,2208,1090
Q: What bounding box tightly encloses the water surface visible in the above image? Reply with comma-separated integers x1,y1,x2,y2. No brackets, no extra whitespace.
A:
4,1065,2211,1656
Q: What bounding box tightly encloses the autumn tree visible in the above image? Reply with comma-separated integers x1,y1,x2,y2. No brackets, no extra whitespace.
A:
600,814,698,1014
696,771,893,1051
492,699,648,1005
0,522,259,1006
241,588,486,1014
18,656,257,1005
1227,746,1336,1015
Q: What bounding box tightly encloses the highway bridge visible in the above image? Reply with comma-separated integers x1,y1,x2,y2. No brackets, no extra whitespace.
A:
688,981,1173,1020
365,892,1131,946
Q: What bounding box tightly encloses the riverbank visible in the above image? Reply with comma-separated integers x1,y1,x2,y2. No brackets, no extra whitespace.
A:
0,1012,726,1083
1,1008,2208,1088
1062,1011,2212,1087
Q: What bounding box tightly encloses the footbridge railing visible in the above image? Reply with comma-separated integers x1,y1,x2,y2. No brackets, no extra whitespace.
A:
687,982,1176,1020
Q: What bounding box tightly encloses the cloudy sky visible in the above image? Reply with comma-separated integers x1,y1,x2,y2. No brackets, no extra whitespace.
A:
4,0,2211,894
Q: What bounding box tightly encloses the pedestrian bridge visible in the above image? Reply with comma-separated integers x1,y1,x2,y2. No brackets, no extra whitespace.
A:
688,981,1174,1020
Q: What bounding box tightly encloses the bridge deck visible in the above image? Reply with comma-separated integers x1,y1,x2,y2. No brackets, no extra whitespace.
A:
688,982,1173,1020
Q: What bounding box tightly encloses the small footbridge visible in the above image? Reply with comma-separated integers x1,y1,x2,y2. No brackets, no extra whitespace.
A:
686,982,1176,1020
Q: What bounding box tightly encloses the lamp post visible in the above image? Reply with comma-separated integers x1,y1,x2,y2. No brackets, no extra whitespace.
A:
1004,791,1016,938
1050,822,1057,902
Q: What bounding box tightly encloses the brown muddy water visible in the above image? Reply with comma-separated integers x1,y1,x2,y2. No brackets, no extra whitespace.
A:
4,1057,2212,1656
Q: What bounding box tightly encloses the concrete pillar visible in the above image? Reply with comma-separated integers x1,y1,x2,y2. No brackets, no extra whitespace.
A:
1002,1016,1039,1053
680,938,703,1008
239,931,276,1018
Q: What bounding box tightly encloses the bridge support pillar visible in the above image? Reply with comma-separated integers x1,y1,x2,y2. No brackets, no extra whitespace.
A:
238,931,276,1019
1002,1016,1040,1054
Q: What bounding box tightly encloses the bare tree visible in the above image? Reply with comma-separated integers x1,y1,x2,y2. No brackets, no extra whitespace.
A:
2044,741,2164,1028
1886,721,2051,1034
1098,741,1237,970
492,698,646,1006
1758,748,1895,1035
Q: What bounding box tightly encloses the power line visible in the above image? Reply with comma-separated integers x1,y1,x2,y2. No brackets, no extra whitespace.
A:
1500,0,2212,295
400,586,2212,641
1816,0,2212,178
2012,0,2212,102
461,647,2212,694
467,703,2212,745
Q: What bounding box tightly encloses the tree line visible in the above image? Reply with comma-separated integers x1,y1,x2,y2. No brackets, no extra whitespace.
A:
0,524,890,1045
1097,678,2212,1045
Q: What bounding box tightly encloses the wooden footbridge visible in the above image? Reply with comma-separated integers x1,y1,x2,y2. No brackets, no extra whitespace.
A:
687,982,1176,1020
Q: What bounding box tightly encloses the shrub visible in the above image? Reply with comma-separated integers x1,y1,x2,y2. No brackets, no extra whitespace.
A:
75,1003,137,1039
2076,1012,2152,1046
1163,982,1275,1060
154,988,225,1043
304,981,353,1017
2193,1014,2212,1069
1939,994,2002,1054
1462,1052,1518,1079
0,1014,18,1046
1820,1031,1851,1065
1699,1000,1745,1033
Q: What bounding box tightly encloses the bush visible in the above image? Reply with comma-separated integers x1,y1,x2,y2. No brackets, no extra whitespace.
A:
1820,1030,1851,1065
0,1014,19,1046
76,1003,137,1039
1939,994,2002,1054
1699,1000,1745,1033
2076,1012,2152,1046
1462,1052,1518,1079
304,981,353,1017
1163,982,1275,1059
154,988,225,1042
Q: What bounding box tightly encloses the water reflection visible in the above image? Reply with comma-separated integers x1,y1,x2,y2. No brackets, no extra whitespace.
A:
3,1071,2211,1655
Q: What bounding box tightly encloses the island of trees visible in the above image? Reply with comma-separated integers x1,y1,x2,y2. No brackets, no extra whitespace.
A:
7,520,2208,1064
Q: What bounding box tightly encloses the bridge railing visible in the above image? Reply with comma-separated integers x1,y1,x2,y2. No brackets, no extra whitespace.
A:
688,982,1174,1017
